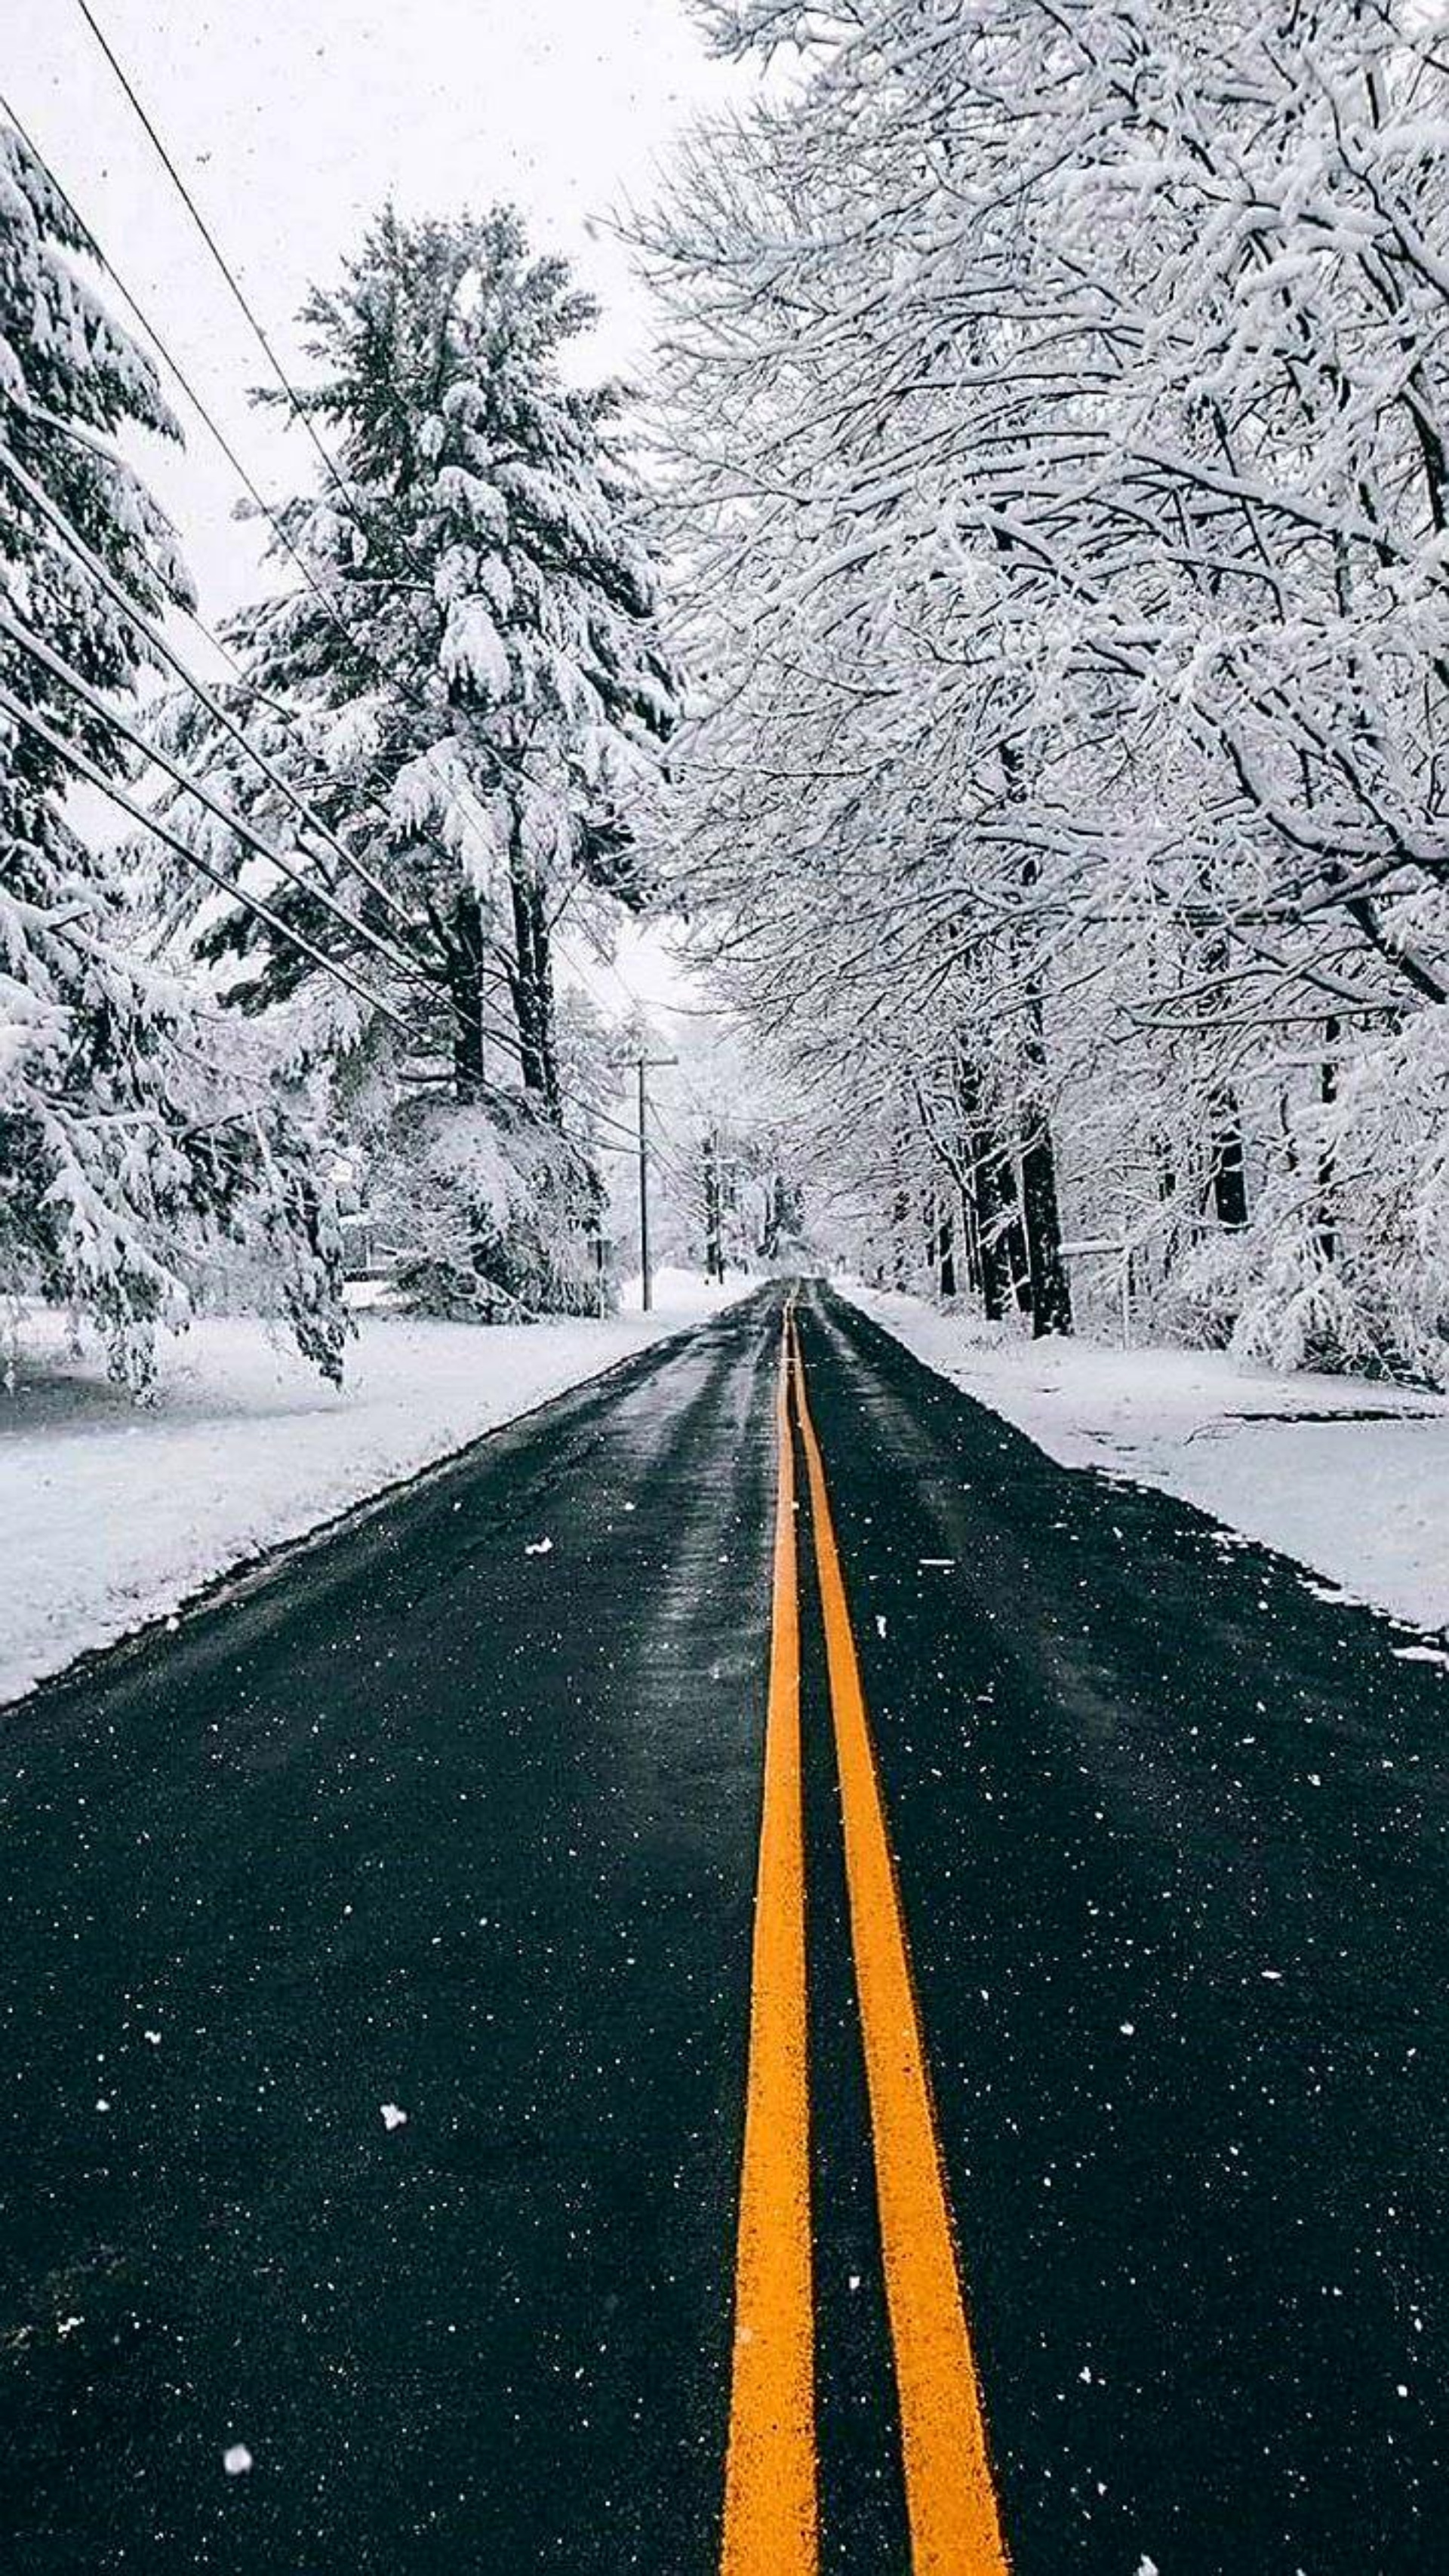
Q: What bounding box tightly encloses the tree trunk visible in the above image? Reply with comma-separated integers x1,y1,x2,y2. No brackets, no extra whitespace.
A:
449,887,489,1101
507,843,561,1123
1316,1021,1340,1266
1155,1137,1180,1283
1020,1106,1072,1335
995,778,1072,1333
447,887,501,1301
970,1135,1013,1321
890,1185,910,1288
1208,1085,1248,1230
956,1056,1015,1321
1019,993,1072,1336
938,1199,957,1299
959,1177,983,1300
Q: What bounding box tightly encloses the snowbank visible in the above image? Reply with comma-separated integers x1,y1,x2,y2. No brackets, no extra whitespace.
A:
0,1281,752,1709
617,1263,761,1314
844,1285,1449,1638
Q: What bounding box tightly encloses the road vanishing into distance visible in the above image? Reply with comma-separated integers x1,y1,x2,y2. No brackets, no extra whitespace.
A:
2,1282,1447,2572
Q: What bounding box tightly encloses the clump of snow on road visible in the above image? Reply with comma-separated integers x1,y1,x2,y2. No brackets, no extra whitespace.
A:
846,1285,1449,1636
0,1282,752,1709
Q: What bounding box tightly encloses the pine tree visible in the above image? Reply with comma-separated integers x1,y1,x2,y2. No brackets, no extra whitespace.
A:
167,205,679,1315
0,123,346,1387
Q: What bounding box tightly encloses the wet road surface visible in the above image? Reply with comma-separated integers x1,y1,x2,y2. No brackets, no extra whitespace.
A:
2,1281,1447,2571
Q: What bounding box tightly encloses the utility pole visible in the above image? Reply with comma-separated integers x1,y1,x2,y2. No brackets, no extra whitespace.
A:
633,1054,677,1312
703,1126,724,1283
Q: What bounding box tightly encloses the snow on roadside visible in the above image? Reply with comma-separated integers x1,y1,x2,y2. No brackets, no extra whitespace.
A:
617,1263,759,1314
844,1283,1449,1638
0,1279,754,1710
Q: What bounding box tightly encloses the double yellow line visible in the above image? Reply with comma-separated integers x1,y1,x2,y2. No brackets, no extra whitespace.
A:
721,1305,1008,2575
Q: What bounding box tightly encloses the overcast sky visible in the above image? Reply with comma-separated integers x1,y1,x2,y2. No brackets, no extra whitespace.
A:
13,0,743,612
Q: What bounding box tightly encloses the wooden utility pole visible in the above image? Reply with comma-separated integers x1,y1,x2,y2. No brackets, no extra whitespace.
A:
703,1127,724,1282
634,1054,677,1312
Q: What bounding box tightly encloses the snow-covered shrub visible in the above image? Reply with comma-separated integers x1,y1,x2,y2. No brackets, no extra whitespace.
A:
372,1097,604,1319
1226,1023,1449,1386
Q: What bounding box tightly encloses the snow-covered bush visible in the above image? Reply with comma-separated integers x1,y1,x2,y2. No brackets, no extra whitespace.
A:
369,1097,604,1319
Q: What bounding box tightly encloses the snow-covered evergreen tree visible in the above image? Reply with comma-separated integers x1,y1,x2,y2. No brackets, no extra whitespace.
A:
166,205,679,1315
0,122,346,1387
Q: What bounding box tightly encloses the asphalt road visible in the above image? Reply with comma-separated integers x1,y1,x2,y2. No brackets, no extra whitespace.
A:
2,1281,1447,2571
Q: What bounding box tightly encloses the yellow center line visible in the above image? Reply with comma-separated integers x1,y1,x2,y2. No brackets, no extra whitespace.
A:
720,1311,817,2574
789,1310,1010,2576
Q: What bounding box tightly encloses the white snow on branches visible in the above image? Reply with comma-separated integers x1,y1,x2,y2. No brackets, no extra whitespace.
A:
644,0,1449,1380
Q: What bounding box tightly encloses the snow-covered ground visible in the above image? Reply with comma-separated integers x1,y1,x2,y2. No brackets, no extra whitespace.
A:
845,1285,1449,1640
617,1263,758,1314
0,1273,755,1710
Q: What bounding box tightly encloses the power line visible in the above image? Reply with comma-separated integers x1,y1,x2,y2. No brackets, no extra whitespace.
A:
70,0,355,516
562,954,749,1192
0,412,523,1059
51,18,528,796
4,393,552,1080
69,0,516,825
0,104,700,1202
0,682,406,1029
567,937,796,1155
574,1094,688,1175
0,89,391,702
577,942,811,1144
0,90,655,1081
23,397,349,738
0,95,528,919
0,87,278,522
67,0,519,809
571,934,754,1143
0,432,423,943
576,1095,709,1231
565,940,721,1133
648,1107,712,1210
0,599,436,996
576,937,691,1065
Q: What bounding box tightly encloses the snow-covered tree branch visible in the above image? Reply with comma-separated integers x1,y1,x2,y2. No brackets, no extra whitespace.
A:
644,0,1449,1374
